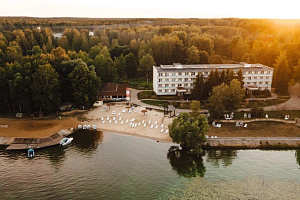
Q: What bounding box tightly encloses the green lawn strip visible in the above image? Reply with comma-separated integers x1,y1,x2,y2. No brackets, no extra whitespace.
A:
141,100,170,107
245,96,290,108
125,78,153,90
233,110,300,120
137,91,179,100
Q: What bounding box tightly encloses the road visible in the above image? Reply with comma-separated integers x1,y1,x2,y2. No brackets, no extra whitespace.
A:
130,83,300,113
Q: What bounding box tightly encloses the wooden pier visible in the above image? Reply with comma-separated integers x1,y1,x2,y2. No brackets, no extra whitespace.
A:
5,129,73,150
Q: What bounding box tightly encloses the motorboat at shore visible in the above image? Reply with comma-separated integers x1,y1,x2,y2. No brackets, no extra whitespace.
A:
27,148,35,158
59,137,73,146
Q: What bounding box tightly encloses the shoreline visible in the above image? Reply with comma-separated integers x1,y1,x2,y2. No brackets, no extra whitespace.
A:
1,104,299,149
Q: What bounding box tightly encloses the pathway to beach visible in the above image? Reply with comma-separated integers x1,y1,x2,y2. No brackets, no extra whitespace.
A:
131,83,300,112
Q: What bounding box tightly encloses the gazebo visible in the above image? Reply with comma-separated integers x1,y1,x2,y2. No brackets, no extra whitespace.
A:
164,105,176,117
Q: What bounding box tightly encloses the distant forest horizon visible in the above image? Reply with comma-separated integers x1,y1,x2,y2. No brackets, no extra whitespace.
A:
0,17,299,113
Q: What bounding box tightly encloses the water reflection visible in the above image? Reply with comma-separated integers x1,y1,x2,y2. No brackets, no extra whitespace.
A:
72,130,103,155
167,146,206,178
206,149,237,167
40,146,66,168
296,150,300,166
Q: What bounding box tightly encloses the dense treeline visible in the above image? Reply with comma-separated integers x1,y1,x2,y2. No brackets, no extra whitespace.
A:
191,69,243,100
0,18,300,113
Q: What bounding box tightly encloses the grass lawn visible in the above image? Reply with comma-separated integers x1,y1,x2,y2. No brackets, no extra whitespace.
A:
244,96,290,108
141,100,170,107
138,91,180,100
207,121,300,137
233,110,300,120
124,78,153,90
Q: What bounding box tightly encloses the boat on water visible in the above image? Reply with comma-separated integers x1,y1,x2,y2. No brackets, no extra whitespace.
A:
59,137,73,146
27,148,35,158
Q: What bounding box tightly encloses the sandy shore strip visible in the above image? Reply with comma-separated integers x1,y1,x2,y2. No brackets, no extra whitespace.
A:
0,104,173,141
83,104,173,141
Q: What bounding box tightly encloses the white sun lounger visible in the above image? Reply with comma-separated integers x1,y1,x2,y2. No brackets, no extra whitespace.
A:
244,124,247,128
166,129,169,134
160,129,164,133
151,124,153,129
155,121,157,125
138,122,141,126
126,119,129,123
107,117,109,120
101,117,104,121
109,120,112,124
144,123,146,127
161,124,164,128
142,120,145,124
113,117,116,121
102,121,105,124
129,122,132,126
148,120,151,125
121,120,123,124
155,125,158,129
115,120,117,124
130,118,135,122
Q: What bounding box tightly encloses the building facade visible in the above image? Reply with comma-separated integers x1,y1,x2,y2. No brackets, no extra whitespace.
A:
98,83,130,101
153,63,273,96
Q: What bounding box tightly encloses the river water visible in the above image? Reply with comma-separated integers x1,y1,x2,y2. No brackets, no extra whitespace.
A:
0,130,300,199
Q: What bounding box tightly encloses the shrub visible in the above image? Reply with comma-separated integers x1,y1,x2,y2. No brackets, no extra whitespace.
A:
250,103,265,117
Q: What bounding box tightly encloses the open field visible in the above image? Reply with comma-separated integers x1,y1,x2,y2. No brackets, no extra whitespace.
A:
207,121,300,137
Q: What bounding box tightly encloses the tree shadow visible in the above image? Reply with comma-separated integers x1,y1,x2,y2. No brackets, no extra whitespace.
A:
71,130,103,155
296,150,300,166
206,149,238,167
167,146,206,178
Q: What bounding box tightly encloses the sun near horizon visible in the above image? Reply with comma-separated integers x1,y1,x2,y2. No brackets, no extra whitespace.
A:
0,0,299,19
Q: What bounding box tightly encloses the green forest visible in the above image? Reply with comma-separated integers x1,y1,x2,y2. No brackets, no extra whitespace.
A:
0,17,300,113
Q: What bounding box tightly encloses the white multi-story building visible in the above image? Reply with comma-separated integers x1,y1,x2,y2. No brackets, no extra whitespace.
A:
153,63,273,96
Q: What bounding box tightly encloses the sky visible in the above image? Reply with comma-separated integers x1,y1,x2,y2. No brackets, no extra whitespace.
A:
0,0,299,19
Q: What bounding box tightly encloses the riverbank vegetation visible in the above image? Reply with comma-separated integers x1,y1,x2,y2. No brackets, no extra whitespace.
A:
1,18,300,113
169,101,209,154
208,121,300,137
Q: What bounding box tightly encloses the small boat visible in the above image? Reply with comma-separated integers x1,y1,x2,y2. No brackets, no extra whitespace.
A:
92,125,97,130
27,148,35,158
87,125,91,129
78,125,82,129
83,124,87,129
60,137,73,146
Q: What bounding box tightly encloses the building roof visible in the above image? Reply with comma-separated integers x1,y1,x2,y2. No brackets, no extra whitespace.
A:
98,83,129,97
155,63,273,72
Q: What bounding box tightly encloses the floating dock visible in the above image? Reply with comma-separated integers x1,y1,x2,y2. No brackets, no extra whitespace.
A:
5,129,73,150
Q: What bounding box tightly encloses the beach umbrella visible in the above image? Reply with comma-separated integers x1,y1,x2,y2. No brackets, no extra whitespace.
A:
141,110,147,115
107,103,112,109
126,106,131,111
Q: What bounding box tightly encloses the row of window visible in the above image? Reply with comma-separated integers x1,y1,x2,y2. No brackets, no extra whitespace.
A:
158,83,193,88
243,71,272,75
244,76,272,80
244,82,271,86
158,70,272,77
158,89,192,93
157,81,271,89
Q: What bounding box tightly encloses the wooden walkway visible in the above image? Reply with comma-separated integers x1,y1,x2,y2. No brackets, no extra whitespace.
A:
6,129,73,150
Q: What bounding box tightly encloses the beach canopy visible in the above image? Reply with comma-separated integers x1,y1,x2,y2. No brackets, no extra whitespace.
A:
141,110,147,115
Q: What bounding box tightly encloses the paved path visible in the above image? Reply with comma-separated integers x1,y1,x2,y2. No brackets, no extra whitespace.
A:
264,82,300,111
131,83,300,113
130,89,192,113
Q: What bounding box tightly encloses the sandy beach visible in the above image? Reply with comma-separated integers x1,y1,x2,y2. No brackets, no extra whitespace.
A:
0,104,173,141
1,103,299,141
84,104,173,141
